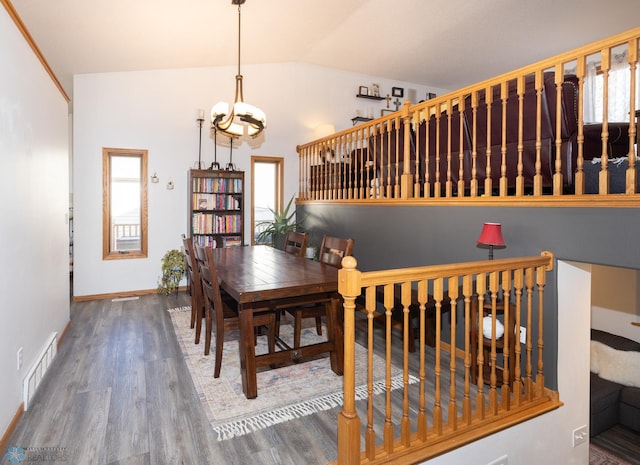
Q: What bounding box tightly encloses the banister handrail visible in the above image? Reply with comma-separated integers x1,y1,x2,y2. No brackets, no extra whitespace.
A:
299,26,640,203
336,251,559,465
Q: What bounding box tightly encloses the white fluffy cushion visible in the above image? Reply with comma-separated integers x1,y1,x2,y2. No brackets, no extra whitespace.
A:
590,340,640,388
482,316,504,339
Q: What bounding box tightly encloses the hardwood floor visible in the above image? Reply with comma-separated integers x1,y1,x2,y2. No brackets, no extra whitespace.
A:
8,294,348,465
591,425,640,464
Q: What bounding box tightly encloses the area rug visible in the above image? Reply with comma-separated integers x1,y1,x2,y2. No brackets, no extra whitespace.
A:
168,306,416,440
590,444,634,465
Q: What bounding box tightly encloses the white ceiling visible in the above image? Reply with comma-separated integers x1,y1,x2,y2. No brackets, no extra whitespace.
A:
11,0,640,100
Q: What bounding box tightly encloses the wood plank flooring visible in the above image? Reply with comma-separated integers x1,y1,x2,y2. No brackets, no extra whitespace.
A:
8,294,355,465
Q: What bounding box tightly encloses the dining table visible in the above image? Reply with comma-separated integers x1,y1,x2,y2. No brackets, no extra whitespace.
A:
210,245,344,399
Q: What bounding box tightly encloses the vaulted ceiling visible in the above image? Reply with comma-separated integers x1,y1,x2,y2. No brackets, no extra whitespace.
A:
11,0,640,99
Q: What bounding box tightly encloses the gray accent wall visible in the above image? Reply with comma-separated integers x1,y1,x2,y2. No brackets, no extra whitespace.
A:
299,203,640,388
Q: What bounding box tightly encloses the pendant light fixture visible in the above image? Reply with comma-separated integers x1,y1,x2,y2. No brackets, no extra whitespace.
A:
211,0,266,139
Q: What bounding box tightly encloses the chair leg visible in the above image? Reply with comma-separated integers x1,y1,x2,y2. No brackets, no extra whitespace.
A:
267,313,276,355
213,325,224,379
204,311,212,356
275,310,282,338
190,290,196,329
315,316,322,336
194,301,204,344
293,313,302,348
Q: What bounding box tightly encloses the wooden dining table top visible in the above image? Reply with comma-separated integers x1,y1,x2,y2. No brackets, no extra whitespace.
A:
210,245,339,305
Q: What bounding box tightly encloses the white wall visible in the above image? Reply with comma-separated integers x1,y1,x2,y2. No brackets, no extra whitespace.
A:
72,63,441,297
591,265,640,342
422,260,592,465
0,5,70,434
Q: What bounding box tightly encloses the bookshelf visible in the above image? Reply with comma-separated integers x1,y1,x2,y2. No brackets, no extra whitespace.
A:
188,169,244,248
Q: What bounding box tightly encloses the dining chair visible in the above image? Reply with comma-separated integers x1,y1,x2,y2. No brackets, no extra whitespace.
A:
285,235,354,348
284,231,308,257
199,245,276,377
183,236,205,344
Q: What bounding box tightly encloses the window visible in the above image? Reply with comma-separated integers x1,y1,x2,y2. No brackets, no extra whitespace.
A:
251,156,283,245
102,148,148,259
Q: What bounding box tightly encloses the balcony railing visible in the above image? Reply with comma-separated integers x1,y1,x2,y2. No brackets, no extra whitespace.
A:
335,252,559,465
298,27,640,206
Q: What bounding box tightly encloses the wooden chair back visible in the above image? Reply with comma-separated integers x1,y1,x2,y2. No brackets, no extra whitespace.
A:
183,236,204,333
284,231,309,257
318,235,354,268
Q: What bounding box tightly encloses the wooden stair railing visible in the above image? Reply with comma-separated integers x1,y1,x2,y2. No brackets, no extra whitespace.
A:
335,252,561,465
299,26,640,204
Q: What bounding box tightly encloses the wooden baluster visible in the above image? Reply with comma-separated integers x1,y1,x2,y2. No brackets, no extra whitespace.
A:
414,110,422,198
336,256,360,465
553,63,565,195
475,273,486,419
513,269,524,405
535,263,547,395
484,86,494,196
394,115,401,198
470,91,479,197
575,56,587,195
501,270,512,410
364,286,376,460
447,277,459,430
500,81,508,196
433,277,443,435
600,48,611,195
417,279,428,440
371,124,378,199
385,121,392,199
516,75,525,196
434,108,442,197
458,97,467,196
534,69,543,195
445,99,453,198
383,283,394,453
424,109,432,198
627,39,638,194
488,271,499,415
462,275,473,425
401,281,411,445
524,267,535,401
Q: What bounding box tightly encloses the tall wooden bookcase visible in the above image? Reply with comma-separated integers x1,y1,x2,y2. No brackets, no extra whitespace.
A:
188,169,244,248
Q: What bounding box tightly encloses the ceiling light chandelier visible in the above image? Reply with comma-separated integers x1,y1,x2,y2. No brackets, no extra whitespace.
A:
211,0,266,139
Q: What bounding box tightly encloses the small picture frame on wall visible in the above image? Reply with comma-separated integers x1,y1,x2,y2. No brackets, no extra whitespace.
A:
371,83,380,97
358,85,369,96
427,92,437,100
391,87,404,98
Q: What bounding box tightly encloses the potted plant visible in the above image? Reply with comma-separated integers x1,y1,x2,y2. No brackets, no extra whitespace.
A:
256,196,306,250
157,249,185,296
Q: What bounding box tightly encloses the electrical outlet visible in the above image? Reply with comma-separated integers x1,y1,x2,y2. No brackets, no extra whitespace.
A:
519,326,527,345
487,455,508,465
17,347,23,371
572,425,588,447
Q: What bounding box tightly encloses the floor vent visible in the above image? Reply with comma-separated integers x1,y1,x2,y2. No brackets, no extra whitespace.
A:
23,332,58,411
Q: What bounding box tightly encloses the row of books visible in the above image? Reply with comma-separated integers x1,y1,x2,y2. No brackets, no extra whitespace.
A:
221,236,242,247
193,193,240,211
192,177,242,194
191,235,242,248
192,212,241,234
192,235,216,248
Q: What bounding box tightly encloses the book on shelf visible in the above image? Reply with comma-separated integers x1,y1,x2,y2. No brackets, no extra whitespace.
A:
222,236,242,247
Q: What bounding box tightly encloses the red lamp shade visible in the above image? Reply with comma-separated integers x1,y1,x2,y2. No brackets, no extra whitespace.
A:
476,223,506,247
477,223,506,260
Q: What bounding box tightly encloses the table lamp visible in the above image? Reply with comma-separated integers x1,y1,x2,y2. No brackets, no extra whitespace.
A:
476,222,506,260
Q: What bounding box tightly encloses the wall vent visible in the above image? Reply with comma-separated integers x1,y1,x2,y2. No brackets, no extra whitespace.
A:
22,332,58,411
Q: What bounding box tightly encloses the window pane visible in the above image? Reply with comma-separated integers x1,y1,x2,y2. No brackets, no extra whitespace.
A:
103,148,148,259
251,157,283,245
